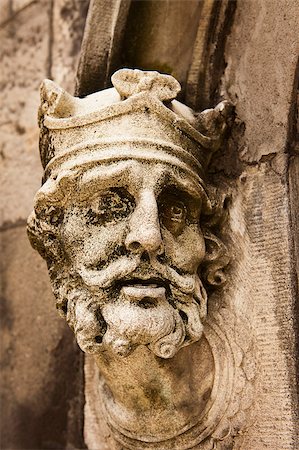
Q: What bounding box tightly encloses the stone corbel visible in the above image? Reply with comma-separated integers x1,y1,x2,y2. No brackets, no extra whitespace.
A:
28,68,254,449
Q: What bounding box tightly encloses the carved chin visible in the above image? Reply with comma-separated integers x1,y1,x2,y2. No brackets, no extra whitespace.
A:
101,299,184,358
71,284,204,359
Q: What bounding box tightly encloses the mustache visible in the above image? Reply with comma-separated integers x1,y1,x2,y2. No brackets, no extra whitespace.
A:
77,254,196,294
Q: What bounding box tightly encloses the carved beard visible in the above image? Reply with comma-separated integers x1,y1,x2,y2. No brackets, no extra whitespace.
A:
101,282,207,358
61,258,207,359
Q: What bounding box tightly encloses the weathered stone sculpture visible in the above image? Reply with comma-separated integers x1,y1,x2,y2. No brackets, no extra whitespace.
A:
28,69,252,449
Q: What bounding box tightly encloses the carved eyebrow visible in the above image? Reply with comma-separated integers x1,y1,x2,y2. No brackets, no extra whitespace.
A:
76,161,137,200
158,168,204,202
74,161,204,203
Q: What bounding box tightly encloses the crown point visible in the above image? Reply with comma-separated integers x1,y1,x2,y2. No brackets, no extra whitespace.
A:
111,68,181,102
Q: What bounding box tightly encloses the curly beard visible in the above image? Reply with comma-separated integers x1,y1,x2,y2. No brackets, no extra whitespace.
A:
54,256,208,359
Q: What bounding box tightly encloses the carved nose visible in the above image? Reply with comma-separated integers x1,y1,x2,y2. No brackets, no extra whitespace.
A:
125,189,164,255
126,227,163,254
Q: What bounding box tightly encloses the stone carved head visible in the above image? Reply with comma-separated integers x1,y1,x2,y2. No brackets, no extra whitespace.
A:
28,69,230,363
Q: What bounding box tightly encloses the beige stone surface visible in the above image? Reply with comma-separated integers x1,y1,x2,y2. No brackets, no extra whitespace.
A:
0,0,36,27
1,0,298,448
223,166,298,449
12,0,35,12
0,1,87,448
28,68,235,448
0,226,81,448
219,1,299,447
122,0,203,96
0,0,49,227
0,0,88,227
0,0,11,26
51,0,89,93
224,0,299,163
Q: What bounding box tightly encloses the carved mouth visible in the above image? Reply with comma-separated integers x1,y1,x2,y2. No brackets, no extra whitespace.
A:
114,278,169,307
115,277,169,289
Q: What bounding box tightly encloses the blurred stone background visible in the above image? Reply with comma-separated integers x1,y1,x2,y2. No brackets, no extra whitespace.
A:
0,1,89,448
0,0,298,449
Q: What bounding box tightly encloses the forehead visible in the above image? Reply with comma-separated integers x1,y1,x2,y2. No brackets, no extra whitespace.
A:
76,159,204,200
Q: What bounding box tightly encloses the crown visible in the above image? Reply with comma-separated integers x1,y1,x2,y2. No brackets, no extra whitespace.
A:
38,69,232,189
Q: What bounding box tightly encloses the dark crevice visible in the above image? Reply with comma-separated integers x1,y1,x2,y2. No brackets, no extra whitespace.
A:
179,310,188,325
140,251,150,263
286,54,299,421
186,0,237,110
0,218,27,232
0,0,37,28
286,55,299,156
139,297,158,309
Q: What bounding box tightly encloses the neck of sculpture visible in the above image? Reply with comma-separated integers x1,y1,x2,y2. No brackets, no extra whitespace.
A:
94,338,214,442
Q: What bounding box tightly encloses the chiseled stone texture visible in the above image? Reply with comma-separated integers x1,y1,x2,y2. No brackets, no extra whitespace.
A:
0,0,49,227
28,68,257,449
51,0,89,93
0,0,89,227
122,0,203,96
224,0,299,163
219,0,299,448
0,1,87,448
0,226,82,449
221,166,298,449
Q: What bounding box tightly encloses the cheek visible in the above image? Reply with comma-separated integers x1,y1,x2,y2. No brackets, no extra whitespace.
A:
162,225,205,272
62,214,128,266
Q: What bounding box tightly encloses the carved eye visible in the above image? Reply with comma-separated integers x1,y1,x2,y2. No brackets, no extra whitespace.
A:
85,188,135,225
168,203,186,221
159,194,187,236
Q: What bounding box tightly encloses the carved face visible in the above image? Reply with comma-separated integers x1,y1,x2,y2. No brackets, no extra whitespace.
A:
59,158,208,358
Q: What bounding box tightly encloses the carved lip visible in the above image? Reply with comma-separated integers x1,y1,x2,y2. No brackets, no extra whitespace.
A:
122,286,166,304
120,279,167,306
116,277,169,289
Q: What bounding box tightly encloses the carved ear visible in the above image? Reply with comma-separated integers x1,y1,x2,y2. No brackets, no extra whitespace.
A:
202,231,229,287
27,209,64,264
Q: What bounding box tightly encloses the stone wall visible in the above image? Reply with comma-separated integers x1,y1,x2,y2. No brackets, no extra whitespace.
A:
223,5,299,446
0,1,88,448
1,0,298,448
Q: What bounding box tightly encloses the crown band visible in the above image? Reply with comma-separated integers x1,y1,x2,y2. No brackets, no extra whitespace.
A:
44,137,205,182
